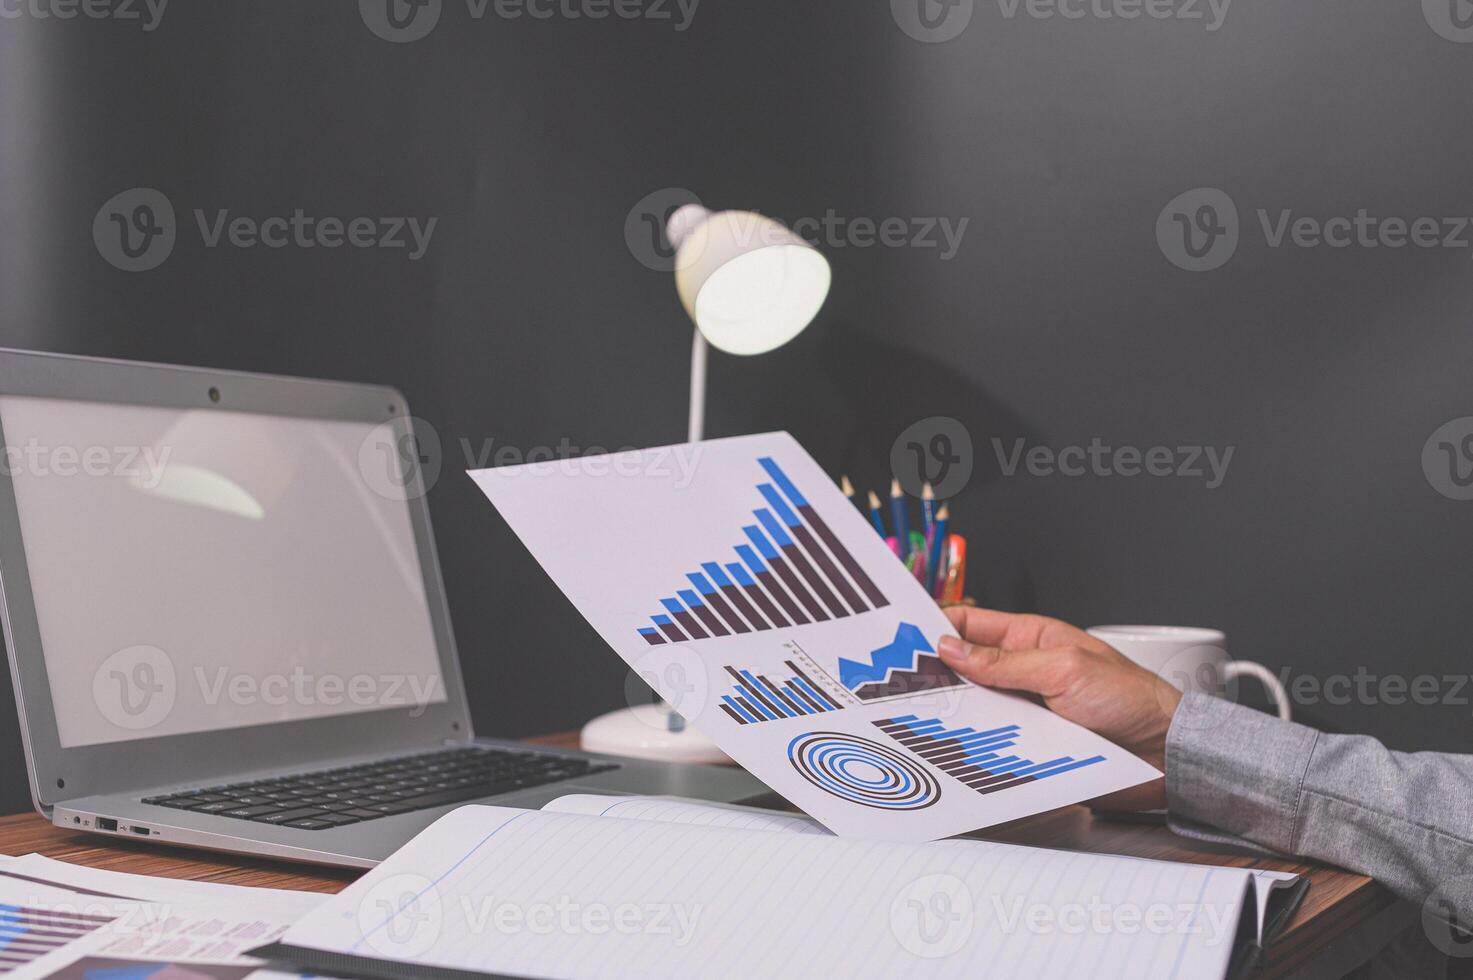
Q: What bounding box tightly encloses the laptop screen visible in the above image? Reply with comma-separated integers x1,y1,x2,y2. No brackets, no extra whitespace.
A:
0,395,448,748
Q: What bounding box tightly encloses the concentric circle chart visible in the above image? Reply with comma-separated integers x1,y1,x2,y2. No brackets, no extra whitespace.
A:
787,732,941,810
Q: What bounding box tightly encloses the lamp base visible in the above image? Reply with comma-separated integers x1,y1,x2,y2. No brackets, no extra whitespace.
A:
580,705,732,765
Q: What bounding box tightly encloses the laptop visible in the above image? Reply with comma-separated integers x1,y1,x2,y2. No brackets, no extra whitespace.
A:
0,349,765,867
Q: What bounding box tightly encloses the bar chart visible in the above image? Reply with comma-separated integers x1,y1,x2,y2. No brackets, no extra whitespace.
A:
719,660,846,725
872,716,1106,795
836,622,964,702
0,902,113,974
636,457,889,643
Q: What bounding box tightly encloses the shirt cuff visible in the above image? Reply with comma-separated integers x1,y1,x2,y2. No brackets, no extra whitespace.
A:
1164,691,1320,855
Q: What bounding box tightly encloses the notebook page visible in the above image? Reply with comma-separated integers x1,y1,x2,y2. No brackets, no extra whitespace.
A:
278,805,1249,980
543,794,830,835
544,797,1301,953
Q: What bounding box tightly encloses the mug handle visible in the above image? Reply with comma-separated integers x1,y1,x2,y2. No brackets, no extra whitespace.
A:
1223,660,1291,721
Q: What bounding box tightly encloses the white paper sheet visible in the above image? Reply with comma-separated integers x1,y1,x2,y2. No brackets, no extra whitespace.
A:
543,795,1298,946
278,804,1248,980
0,854,327,979
470,432,1159,840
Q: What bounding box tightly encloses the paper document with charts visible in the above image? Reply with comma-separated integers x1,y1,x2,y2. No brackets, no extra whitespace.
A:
469,432,1158,841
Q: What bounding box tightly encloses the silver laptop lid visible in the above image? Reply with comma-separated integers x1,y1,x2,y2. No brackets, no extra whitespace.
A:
0,349,472,811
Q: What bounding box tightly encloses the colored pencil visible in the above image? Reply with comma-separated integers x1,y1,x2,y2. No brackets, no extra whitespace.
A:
909,531,928,584
938,535,967,604
890,479,910,560
841,474,856,506
921,483,937,540
867,490,887,538
927,504,950,597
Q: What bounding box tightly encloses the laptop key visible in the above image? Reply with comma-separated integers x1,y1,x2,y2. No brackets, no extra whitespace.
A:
222,804,290,819
317,813,361,826
283,819,334,830
252,807,333,824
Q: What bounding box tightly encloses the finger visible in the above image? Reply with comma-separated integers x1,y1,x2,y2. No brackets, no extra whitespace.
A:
944,607,1051,651
936,638,1074,697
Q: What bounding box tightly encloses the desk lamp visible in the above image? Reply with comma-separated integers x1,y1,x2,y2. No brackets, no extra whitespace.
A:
580,203,832,762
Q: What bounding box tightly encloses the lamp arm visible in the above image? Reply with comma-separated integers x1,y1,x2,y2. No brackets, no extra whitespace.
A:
687,324,707,443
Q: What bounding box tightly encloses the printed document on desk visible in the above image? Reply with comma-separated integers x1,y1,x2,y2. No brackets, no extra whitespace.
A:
470,432,1158,841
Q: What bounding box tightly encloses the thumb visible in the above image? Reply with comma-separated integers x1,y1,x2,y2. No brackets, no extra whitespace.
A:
937,636,1066,696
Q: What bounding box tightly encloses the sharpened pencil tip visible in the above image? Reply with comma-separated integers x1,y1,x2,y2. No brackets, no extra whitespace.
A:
840,475,855,497
890,477,902,497
868,490,883,510
922,482,935,501
937,504,950,520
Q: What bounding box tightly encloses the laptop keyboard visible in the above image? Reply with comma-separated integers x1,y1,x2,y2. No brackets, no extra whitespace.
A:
141,746,619,831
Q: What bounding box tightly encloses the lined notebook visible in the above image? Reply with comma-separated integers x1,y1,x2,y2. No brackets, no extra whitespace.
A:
254,797,1305,980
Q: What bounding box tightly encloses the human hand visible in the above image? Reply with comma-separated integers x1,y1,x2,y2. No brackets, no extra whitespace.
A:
937,607,1182,812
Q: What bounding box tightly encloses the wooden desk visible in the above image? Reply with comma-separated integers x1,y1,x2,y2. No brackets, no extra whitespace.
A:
0,732,1408,979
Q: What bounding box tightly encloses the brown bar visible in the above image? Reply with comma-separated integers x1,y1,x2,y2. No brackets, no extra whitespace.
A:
768,556,829,622
756,569,809,625
790,522,868,614
720,584,769,631
798,503,889,608
779,544,845,619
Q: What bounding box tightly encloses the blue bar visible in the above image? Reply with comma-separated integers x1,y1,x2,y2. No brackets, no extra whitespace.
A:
734,686,779,720
661,598,687,615
674,593,704,610
758,457,809,508
637,627,658,636
727,562,757,587
722,695,761,724
791,676,832,710
952,734,1020,754
1025,755,1107,781
899,721,946,737
741,670,795,717
1010,756,1076,778
975,756,1031,775
758,484,802,528
686,574,718,596
956,752,998,765
932,727,977,741
766,677,811,714
786,680,823,713
754,509,794,547
652,615,674,626
953,725,1022,748
960,745,1019,766
743,527,780,561
702,562,735,588
887,714,919,724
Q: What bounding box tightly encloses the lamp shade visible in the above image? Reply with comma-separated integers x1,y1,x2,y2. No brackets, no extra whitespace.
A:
667,205,831,356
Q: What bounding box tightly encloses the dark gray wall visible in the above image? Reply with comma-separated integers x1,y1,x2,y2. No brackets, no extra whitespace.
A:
2,1,1470,814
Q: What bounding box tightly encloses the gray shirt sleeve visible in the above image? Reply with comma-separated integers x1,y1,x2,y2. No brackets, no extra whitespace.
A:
1164,691,1473,906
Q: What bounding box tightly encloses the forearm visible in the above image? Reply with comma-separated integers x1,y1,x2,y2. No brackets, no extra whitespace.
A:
1165,692,1473,905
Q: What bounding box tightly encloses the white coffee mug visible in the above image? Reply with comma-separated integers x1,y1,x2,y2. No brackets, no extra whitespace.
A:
1087,625,1291,721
